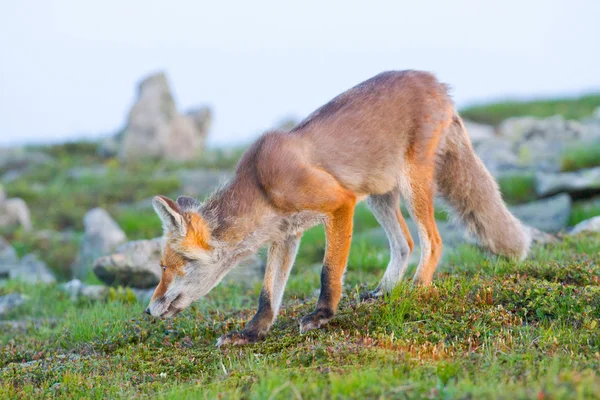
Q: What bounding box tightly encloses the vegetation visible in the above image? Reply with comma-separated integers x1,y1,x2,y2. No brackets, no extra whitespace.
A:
460,93,600,125
560,142,600,172
497,173,537,205
1,232,600,398
569,198,600,226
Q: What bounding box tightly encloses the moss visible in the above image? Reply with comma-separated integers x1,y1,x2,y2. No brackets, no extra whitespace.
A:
569,199,600,226
460,93,600,125
560,141,600,172
497,173,537,204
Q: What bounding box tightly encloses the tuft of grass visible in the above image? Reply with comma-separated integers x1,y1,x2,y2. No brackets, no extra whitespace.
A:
560,141,600,172
497,173,537,204
569,198,600,226
460,93,600,125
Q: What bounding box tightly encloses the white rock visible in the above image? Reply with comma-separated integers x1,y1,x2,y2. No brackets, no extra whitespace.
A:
71,208,127,280
570,216,600,235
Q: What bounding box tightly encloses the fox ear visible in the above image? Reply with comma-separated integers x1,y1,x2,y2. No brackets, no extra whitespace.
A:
152,195,186,236
176,195,199,211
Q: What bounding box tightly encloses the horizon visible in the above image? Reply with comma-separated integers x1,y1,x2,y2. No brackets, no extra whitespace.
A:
1,0,599,147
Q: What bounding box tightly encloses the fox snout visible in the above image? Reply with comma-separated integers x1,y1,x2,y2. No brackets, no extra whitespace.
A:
145,293,186,319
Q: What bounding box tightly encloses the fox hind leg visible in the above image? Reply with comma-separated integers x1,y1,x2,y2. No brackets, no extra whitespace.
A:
399,166,443,285
363,189,413,299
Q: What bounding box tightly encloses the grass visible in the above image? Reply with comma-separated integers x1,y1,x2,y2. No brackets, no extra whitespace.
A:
460,93,600,125
2,232,600,398
569,198,600,226
560,142,600,172
497,173,537,205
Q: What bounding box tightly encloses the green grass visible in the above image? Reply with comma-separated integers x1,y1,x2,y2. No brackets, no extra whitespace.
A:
560,142,600,172
2,233,600,398
460,93,600,125
569,198,600,226
497,173,537,205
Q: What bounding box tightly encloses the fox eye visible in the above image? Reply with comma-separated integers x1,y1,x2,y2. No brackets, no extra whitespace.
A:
161,265,167,272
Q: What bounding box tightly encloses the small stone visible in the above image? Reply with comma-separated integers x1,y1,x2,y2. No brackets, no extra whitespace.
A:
0,293,27,317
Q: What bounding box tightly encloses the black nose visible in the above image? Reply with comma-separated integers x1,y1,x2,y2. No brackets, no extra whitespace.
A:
145,307,151,316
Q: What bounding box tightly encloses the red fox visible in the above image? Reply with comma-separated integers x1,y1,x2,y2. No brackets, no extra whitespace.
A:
145,70,531,346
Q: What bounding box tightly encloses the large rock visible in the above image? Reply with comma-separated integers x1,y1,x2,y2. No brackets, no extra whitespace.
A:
570,216,600,235
10,254,56,284
72,208,127,280
474,138,522,176
93,238,163,288
119,72,211,162
0,196,32,231
497,116,600,172
0,238,56,283
510,193,571,233
536,167,600,197
499,116,587,143
0,293,27,317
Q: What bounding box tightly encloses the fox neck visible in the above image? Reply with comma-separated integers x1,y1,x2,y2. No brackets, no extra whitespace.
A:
198,172,279,268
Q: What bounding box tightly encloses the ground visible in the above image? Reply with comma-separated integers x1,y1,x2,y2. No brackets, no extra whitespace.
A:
1,227,599,399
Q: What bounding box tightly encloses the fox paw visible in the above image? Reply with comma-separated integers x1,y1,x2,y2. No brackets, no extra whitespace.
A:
299,308,334,333
216,331,260,347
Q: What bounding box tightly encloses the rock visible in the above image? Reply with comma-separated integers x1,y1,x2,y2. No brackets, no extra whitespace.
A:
61,279,108,301
474,137,522,176
119,72,211,161
0,148,53,174
93,238,163,288
0,197,32,231
535,167,600,197
72,208,127,280
62,279,84,300
176,169,233,198
463,120,495,147
498,115,587,143
497,116,599,172
0,239,56,284
11,254,56,284
570,216,600,235
185,107,212,138
0,237,19,278
510,193,571,233
0,293,27,317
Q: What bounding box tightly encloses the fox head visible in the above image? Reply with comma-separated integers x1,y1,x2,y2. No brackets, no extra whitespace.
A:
145,195,220,319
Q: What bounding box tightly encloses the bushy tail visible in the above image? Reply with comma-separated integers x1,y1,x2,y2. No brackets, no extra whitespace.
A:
436,114,531,260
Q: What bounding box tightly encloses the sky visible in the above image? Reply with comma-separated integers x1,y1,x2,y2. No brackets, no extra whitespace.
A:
1,0,599,147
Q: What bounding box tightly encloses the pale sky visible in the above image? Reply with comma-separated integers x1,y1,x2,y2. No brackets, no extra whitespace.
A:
1,0,599,147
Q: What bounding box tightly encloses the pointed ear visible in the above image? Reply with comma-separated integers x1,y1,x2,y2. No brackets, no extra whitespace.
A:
176,195,200,211
152,195,186,236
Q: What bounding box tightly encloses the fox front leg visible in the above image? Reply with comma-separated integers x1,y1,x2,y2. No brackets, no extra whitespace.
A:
300,200,355,333
217,235,300,347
